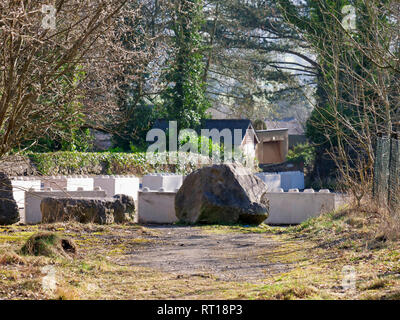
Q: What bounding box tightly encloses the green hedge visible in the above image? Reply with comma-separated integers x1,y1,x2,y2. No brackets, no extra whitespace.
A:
27,151,210,176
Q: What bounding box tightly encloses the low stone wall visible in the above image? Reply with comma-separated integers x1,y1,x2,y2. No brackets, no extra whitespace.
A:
0,155,37,176
41,195,135,224
138,190,178,224
25,189,106,224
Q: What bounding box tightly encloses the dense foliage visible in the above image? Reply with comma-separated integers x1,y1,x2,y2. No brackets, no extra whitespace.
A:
161,0,210,130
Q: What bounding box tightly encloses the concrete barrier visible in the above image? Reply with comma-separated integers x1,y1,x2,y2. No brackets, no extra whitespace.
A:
42,175,94,191
25,189,106,224
138,190,178,224
93,175,140,200
265,189,347,225
142,173,183,191
254,173,281,190
11,177,41,209
278,171,305,191
255,171,305,191
136,188,347,225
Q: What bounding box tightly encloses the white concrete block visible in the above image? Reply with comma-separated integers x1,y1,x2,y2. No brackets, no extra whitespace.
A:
24,190,106,224
65,177,94,191
278,171,304,190
11,177,42,224
265,192,346,225
138,191,178,224
142,173,183,191
93,175,140,200
255,173,281,191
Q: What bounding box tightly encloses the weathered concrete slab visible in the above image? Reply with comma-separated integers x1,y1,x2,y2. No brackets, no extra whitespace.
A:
142,173,183,191
254,171,304,191
138,190,178,224
265,190,347,225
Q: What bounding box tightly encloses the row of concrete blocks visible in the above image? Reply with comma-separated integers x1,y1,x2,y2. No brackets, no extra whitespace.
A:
21,186,342,225
14,174,181,224
137,189,346,225
11,176,140,224
11,172,304,198
10,175,140,194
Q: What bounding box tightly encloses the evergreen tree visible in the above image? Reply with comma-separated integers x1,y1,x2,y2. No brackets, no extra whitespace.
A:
162,0,210,129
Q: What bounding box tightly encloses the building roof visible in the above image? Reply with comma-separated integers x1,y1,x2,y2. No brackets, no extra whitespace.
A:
264,117,305,135
152,119,259,144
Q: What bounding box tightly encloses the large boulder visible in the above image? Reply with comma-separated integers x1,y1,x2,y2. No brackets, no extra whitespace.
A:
41,195,135,224
175,163,269,225
0,172,20,225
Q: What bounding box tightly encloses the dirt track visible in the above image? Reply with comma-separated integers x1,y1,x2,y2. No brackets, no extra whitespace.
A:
121,226,290,283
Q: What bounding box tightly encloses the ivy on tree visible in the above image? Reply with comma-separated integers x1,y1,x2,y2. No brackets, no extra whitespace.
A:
162,0,210,130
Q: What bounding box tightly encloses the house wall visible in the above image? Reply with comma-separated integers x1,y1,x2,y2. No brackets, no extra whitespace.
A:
255,129,289,165
260,141,284,163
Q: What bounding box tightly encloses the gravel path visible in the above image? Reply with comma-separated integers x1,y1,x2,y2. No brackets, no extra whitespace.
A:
122,225,290,283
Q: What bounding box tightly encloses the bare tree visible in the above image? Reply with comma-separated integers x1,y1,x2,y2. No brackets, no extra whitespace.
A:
0,0,152,156
291,1,400,204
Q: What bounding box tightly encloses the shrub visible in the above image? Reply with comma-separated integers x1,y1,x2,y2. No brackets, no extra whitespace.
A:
26,151,211,176
287,143,315,168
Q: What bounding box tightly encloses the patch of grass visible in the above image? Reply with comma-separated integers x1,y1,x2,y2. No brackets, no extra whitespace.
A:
197,223,286,235
20,232,77,258
360,278,389,291
0,251,26,265
55,286,80,300
273,286,319,300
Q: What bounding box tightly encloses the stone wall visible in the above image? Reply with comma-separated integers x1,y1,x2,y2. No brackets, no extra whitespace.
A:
0,155,37,176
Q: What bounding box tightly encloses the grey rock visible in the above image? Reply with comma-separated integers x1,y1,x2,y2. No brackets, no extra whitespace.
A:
0,172,20,225
175,163,269,225
41,195,135,224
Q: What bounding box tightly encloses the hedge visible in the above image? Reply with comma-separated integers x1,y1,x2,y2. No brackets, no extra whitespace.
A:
26,151,211,176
